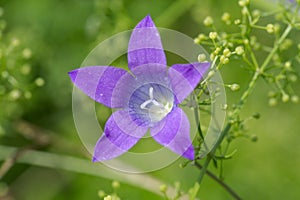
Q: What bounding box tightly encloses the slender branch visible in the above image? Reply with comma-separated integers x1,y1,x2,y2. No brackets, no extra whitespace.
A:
0,121,51,179
194,162,242,200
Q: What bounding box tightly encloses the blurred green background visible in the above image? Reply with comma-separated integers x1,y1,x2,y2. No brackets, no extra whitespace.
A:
0,0,300,199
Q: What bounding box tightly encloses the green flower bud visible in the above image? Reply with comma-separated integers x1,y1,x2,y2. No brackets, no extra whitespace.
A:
266,24,275,34
221,12,231,24
282,93,289,103
197,54,207,62
9,89,21,100
159,184,168,193
22,48,32,59
220,55,229,64
203,16,214,26
112,181,120,189
209,32,218,40
98,190,106,198
252,9,261,18
235,46,244,55
223,48,231,57
230,83,240,91
284,61,292,70
268,98,277,106
104,195,112,200
288,74,297,82
35,77,45,87
238,0,250,7
291,95,299,103
234,19,241,25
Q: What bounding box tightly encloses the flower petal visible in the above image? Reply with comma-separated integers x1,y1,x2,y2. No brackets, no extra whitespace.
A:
68,66,128,108
150,107,194,160
168,62,210,104
93,110,148,162
127,15,166,70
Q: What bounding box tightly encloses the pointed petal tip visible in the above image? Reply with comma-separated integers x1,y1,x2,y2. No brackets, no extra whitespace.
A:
136,15,155,28
68,69,78,83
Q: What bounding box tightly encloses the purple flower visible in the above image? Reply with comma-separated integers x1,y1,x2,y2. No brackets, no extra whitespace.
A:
68,15,210,162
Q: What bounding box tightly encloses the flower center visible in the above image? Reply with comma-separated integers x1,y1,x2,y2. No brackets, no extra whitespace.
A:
128,84,174,127
140,87,173,117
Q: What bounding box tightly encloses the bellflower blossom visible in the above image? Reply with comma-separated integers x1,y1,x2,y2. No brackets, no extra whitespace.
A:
68,15,210,162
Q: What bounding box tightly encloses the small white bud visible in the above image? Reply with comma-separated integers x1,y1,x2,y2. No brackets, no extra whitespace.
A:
266,24,275,34
203,16,214,26
268,98,277,106
209,32,218,40
282,93,290,103
230,84,240,91
291,95,299,103
223,48,231,57
197,54,207,62
9,89,21,100
235,46,244,55
35,77,45,87
104,195,112,200
22,48,32,59
220,55,229,64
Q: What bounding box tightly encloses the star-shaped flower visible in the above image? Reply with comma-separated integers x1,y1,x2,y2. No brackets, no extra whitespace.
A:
68,15,210,162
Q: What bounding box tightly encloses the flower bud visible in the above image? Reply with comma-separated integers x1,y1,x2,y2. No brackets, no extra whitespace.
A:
159,184,167,193
220,55,229,64
284,61,291,70
234,19,241,25
9,89,21,100
291,95,299,103
104,195,112,200
112,181,120,189
98,190,106,198
203,16,214,26
209,32,218,40
266,24,275,34
22,48,32,59
235,46,244,55
221,12,231,24
35,77,45,87
268,98,277,106
223,48,231,57
281,93,289,103
198,54,207,62
230,83,240,91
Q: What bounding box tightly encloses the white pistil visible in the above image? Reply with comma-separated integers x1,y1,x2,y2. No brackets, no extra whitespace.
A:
140,87,173,121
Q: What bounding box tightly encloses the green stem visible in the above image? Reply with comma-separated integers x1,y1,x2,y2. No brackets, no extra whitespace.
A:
194,162,241,200
197,155,212,183
0,145,174,198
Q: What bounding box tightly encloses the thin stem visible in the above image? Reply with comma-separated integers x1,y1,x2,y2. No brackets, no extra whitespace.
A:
194,162,242,200
197,155,212,183
193,95,204,140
